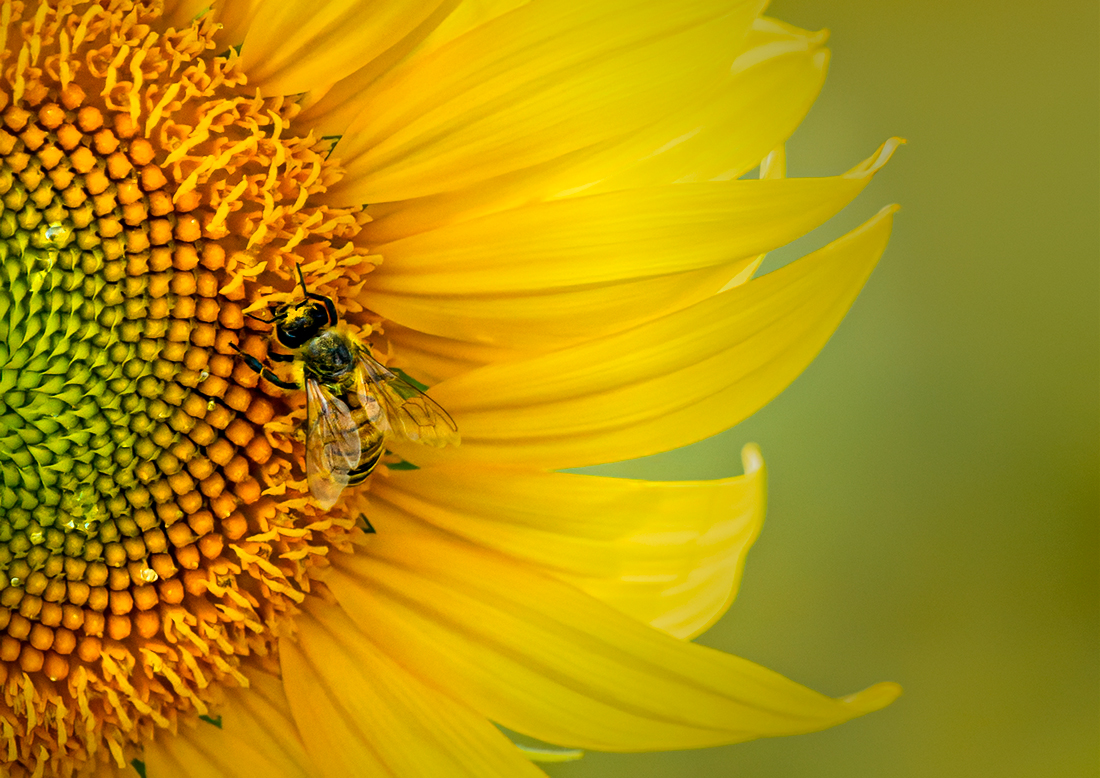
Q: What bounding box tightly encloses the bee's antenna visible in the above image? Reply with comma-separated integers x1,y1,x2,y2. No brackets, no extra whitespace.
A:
293,261,339,326
296,263,309,296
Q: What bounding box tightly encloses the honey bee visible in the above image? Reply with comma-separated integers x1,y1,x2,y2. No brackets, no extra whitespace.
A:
235,266,459,509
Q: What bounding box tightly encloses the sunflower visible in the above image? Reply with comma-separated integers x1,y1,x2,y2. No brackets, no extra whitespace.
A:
0,0,901,776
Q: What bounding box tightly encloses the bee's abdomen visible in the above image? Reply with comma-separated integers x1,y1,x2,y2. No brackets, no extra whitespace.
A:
347,434,385,485
343,393,386,486
340,386,387,486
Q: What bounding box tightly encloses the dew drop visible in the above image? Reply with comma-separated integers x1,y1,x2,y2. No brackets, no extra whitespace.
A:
139,568,159,583
9,577,21,588
206,398,216,412
198,370,210,381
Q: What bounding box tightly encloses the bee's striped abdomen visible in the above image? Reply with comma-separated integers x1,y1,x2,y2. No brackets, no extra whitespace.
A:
347,436,385,485
344,387,386,486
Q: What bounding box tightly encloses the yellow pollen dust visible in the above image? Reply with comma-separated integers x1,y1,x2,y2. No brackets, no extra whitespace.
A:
0,2,376,776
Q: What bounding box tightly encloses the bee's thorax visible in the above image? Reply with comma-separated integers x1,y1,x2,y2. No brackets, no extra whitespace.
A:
301,329,358,385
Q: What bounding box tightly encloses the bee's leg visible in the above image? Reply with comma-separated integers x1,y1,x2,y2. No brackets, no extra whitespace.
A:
245,310,285,325
232,345,300,390
256,363,299,390
267,351,295,363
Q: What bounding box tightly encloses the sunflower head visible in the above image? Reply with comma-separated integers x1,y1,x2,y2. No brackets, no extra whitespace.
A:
0,0,903,776
0,2,376,774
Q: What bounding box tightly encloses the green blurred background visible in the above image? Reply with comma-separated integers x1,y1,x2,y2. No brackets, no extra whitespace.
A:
549,1,1099,776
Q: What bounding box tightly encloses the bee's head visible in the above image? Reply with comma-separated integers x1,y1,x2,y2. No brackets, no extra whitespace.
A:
273,300,331,348
266,265,340,349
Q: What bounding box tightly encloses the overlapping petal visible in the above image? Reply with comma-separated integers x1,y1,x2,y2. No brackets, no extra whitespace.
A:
296,0,532,137
376,261,745,355
369,443,766,638
238,0,455,96
364,141,898,350
326,525,900,752
329,0,766,203
359,15,828,243
380,322,531,385
371,141,898,293
379,250,761,384
396,205,896,469
162,0,211,28
279,601,547,778
587,26,829,192
143,669,313,778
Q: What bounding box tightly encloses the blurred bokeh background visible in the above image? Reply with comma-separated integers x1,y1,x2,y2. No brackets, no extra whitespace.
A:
547,1,1098,776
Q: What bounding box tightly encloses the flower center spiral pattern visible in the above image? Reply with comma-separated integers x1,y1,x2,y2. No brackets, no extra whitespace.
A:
0,2,374,775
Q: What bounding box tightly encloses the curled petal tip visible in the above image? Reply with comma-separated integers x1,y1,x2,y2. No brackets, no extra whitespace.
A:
740,443,765,475
517,744,585,763
848,138,905,177
843,681,903,713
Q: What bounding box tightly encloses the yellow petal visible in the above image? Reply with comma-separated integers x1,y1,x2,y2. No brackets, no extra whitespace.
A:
327,525,900,751
142,736,219,778
414,0,532,54
381,264,761,385
398,205,897,469
373,140,896,295
365,142,897,350
162,0,210,28
517,744,584,763
330,0,764,203
238,0,453,96
587,37,828,192
208,0,266,49
280,600,548,778
381,321,531,385
361,15,826,244
298,0,529,137
143,668,312,778
376,261,745,352
742,14,826,49
370,443,766,639
219,667,316,776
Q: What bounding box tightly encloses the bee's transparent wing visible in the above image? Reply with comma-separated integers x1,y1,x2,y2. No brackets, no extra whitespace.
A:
305,378,362,509
355,352,459,447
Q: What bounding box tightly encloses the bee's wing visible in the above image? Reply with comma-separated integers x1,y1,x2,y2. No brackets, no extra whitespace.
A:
355,352,459,447
305,377,362,509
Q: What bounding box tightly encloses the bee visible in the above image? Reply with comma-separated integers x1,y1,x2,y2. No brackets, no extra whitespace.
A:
235,266,459,510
